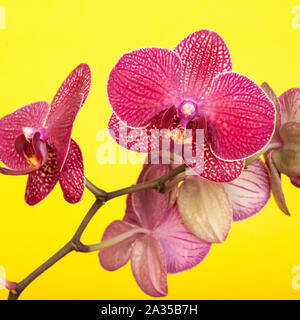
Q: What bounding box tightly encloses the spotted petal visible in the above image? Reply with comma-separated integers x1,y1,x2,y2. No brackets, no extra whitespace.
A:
184,138,244,182
107,47,182,127
223,159,270,221
153,205,211,273
46,64,91,170
131,235,168,297
207,72,275,161
59,139,85,204
174,29,232,99
25,146,59,205
0,101,50,170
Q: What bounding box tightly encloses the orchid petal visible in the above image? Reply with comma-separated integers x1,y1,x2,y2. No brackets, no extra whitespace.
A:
48,63,91,121
99,220,138,271
290,176,300,188
265,151,290,216
108,112,162,153
0,101,50,170
153,205,211,273
273,122,300,177
59,139,85,204
279,88,300,124
107,47,182,127
177,177,232,243
132,164,169,229
207,72,275,160
261,82,282,133
131,235,168,297
184,138,244,182
174,29,232,99
25,147,59,205
46,64,91,170
223,159,270,221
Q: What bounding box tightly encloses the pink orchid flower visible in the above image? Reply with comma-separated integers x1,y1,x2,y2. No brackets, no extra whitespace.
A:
177,159,270,243
0,64,91,205
262,82,300,215
98,164,211,297
107,29,275,182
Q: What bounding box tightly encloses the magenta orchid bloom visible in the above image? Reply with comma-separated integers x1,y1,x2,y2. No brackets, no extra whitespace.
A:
262,83,300,215
98,164,211,297
107,29,275,182
0,64,91,205
177,159,270,243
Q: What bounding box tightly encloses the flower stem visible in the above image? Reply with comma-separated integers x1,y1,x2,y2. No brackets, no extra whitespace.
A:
7,164,187,300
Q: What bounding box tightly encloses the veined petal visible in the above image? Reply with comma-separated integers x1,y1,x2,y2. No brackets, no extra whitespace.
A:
279,88,300,124
59,139,85,204
132,164,169,229
265,152,290,216
207,72,275,161
177,177,232,243
99,220,138,271
223,159,270,221
184,138,244,182
131,235,168,297
153,205,211,274
0,101,50,170
48,63,91,121
107,47,182,127
174,30,232,99
46,64,91,170
25,146,59,205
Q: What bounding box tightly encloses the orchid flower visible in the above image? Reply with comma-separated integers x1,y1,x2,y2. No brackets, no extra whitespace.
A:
177,159,270,243
107,29,275,182
261,83,300,215
98,164,211,297
0,64,91,205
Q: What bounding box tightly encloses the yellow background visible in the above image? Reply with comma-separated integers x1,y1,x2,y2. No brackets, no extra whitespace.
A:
0,0,300,300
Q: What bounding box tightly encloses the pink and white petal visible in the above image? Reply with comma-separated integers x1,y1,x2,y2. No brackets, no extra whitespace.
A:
124,194,143,227
207,72,275,161
107,47,182,127
59,139,85,204
45,93,83,171
265,152,290,216
177,177,233,243
132,164,170,229
108,113,162,153
99,220,138,271
48,63,91,121
153,205,211,274
131,235,168,297
25,147,60,205
0,101,50,170
279,88,300,124
223,159,270,221
174,29,232,99
184,139,244,182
